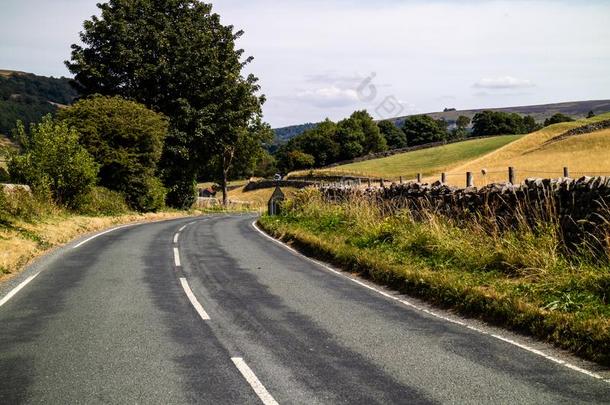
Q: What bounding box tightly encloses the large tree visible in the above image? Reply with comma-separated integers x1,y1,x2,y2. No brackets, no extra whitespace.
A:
66,0,265,208
402,115,448,146
58,95,168,212
378,120,407,149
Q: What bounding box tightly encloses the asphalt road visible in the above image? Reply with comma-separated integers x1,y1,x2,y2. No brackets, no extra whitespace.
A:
1,214,609,404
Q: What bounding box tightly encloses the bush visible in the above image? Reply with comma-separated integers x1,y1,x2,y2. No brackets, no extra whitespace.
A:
58,95,168,212
0,166,9,182
544,113,574,127
0,188,55,224
74,186,130,216
8,116,98,208
166,178,197,210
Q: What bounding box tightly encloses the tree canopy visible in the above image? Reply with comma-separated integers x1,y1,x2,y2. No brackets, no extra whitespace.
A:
544,113,574,127
402,115,448,146
472,111,541,136
58,95,169,212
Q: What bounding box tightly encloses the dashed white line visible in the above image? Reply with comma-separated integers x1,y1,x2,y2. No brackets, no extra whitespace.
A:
251,220,610,383
232,357,278,405
173,233,180,244
179,277,210,320
178,225,187,232
0,273,40,308
73,224,133,248
173,247,181,267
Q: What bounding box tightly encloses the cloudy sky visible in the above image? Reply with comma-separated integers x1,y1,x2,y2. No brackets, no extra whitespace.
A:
1,0,609,127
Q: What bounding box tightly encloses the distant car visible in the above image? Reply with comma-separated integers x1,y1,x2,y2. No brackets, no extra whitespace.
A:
273,173,283,181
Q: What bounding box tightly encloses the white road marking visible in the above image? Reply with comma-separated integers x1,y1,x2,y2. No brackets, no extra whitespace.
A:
0,273,40,308
73,224,133,249
179,278,210,320
178,225,187,232
174,247,181,267
174,233,180,244
251,220,610,383
231,357,278,405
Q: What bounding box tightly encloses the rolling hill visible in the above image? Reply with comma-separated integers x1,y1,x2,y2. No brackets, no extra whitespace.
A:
273,99,610,142
446,112,610,186
292,135,523,181
0,69,77,137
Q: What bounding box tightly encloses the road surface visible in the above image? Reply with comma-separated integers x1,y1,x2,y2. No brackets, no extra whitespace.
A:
1,214,609,404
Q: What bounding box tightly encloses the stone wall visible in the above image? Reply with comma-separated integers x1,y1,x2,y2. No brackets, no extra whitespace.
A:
243,179,318,191
322,176,610,252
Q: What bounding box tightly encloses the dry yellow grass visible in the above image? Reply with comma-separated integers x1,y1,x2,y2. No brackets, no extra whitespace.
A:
442,113,610,186
0,211,203,282
227,186,300,210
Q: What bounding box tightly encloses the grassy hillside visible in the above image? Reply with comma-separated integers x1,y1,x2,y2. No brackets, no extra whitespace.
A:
448,112,610,186
0,70,77,136
301,135,522,180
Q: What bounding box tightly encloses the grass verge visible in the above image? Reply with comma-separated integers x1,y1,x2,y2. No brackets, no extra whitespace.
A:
258,190,610,366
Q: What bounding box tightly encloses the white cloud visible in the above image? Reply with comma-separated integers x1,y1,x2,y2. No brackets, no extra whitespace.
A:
473,76,535,89
295,86,360,108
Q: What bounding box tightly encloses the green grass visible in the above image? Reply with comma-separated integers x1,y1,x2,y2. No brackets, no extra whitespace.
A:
259,190,610,366
323,135,522,180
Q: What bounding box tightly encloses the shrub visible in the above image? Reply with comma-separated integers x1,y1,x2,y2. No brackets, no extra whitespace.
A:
74,186,130,216
8,116,98,208
0,166,9,182
58,95,168,212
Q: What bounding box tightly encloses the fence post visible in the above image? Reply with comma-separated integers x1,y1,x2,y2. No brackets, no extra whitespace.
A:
563,167,570,178
441,173,446,184
466,172,474,187
508,167,515,184
367,178,371,188
417,173,422,183
399,176,403,184
380,178,385,188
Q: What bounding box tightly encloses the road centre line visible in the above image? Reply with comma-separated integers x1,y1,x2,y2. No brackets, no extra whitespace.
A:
231,357,278,405
179,277,210,320
174,233,179,244
251,220,610,383
0,273,40,308
173,247,181,267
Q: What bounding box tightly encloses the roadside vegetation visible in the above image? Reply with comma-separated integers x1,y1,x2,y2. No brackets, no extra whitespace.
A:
259,189,610,365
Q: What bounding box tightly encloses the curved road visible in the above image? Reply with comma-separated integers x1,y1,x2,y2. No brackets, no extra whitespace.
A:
0,214,609,404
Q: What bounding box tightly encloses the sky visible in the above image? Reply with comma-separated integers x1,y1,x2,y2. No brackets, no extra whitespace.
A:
1,1,609,128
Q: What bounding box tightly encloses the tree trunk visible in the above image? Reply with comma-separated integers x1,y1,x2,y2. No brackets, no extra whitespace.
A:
221,153,229,207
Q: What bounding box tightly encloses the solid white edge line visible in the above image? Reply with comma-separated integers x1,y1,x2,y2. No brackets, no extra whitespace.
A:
231,357,279,405
174,233,180,244
174,247,181,267
251,220,610,383
0,273,40,308
73,224,133,249
179,277,210,320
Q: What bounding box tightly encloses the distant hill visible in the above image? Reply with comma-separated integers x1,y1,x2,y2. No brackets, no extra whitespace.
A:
273,122,318,144
273,99,610,143
0,70,78,136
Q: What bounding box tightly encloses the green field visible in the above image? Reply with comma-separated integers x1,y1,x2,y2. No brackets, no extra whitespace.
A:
326,135,523,180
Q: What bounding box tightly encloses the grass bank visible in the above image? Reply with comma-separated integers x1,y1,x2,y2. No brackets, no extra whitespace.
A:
258,190,610,366
0,189,205,282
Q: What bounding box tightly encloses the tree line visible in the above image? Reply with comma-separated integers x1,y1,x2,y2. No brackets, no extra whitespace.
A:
273,109,580,173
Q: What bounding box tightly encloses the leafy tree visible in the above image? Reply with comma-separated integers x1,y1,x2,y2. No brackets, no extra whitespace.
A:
472,111,541,136
293,119,340,167
67,0,265,208
402,115,448,146
543,113,574,127
58,95,169,211
335,110,386,160
587,110,596,119
284,150,315,172
456,115,471,129
378,120,407,149
8,115,98,208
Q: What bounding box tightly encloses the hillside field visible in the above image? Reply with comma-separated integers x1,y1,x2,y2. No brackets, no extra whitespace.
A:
448,112,610,186
301,135,523,181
